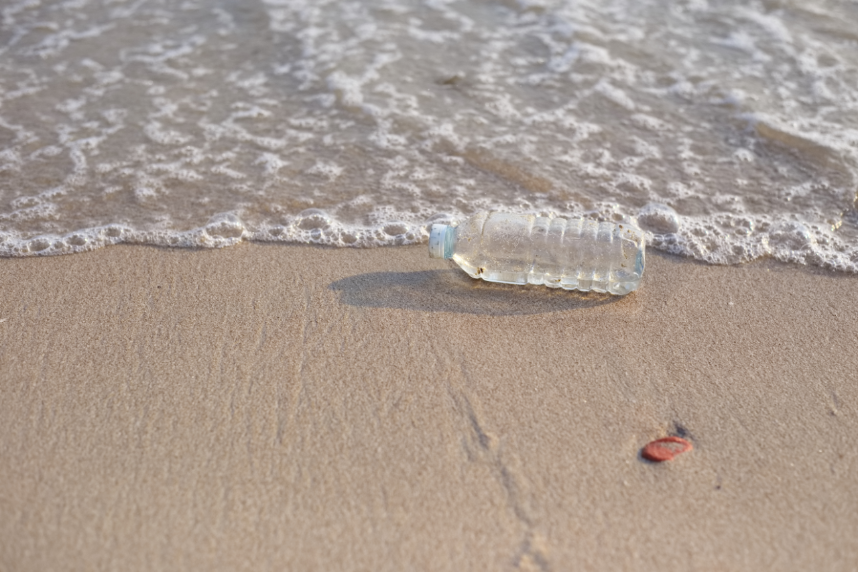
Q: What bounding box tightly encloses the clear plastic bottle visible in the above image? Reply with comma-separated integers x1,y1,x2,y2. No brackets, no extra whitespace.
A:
429,211,645,295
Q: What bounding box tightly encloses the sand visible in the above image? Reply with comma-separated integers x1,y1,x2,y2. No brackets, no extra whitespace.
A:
0,244,856,571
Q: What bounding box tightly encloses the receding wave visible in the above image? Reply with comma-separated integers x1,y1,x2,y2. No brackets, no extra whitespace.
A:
1,0,856,271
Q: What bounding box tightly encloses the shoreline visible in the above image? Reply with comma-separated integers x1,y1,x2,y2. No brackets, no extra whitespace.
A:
4,234,858,278
1,243,856,571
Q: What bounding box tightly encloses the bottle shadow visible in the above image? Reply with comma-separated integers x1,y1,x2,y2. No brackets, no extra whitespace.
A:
328,269,625,315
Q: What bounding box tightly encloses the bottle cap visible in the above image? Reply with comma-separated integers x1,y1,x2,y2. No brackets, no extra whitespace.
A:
428,224,449,259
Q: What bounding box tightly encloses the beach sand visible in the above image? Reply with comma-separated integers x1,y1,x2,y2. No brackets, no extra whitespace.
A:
0,244,856,571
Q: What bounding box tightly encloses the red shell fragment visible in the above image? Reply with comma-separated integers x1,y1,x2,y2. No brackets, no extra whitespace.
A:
642,436,693,462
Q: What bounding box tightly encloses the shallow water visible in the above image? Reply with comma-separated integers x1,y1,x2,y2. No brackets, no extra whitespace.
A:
1,0,857,270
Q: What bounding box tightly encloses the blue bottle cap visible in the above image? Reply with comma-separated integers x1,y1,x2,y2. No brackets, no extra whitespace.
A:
428,224,450,259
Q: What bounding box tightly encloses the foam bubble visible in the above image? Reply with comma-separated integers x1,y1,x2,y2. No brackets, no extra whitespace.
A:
637,204,680,234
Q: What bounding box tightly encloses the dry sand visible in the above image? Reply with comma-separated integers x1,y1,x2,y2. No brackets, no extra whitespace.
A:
0,244,856,571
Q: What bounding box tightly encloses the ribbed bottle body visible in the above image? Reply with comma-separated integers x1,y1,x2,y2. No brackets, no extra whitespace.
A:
450,212,645,295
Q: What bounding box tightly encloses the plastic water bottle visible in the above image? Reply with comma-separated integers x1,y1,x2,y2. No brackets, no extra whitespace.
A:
428,212,645,295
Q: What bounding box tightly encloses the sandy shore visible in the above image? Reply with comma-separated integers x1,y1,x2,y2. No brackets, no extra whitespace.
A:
0,244,856,571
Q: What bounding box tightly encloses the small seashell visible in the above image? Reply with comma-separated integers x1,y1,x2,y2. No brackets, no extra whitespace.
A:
642,436,693,462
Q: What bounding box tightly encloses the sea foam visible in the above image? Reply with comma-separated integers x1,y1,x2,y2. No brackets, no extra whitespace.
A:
0,0,856,271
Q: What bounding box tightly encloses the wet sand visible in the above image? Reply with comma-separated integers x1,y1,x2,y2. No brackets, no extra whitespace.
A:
0,244,856,571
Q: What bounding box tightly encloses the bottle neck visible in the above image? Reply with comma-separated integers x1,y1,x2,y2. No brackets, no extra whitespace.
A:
428,224,455,259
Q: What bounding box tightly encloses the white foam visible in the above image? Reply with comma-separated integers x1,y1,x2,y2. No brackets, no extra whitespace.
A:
0,0,856,272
